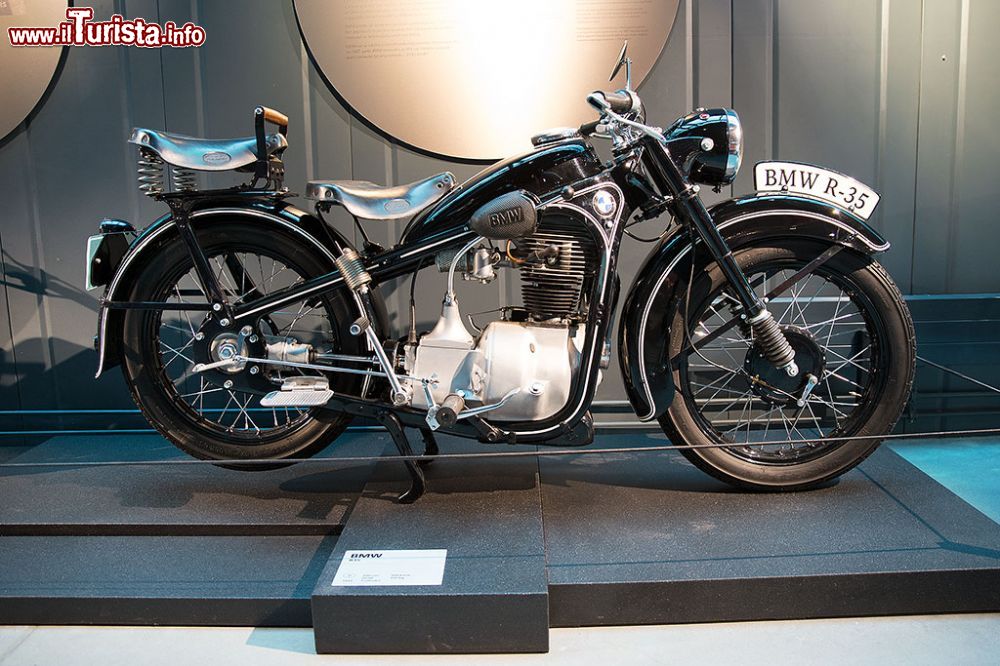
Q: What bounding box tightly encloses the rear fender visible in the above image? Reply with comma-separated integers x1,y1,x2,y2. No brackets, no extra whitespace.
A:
95,201,387,376
619,192,890,421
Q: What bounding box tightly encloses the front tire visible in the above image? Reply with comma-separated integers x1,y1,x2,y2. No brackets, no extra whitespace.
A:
659,239,915,490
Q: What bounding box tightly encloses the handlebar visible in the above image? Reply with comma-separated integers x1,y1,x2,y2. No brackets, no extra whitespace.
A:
583,89,668,149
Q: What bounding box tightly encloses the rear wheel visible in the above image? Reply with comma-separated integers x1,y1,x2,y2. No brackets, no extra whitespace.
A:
121,222,363,465
659,239,915,490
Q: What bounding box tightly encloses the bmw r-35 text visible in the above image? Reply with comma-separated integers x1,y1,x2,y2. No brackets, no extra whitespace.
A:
87,46,915,501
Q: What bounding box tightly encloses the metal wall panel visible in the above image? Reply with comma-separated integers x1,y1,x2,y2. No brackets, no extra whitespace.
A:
0,0,996,417
0,0,159,423
913,0,1000,293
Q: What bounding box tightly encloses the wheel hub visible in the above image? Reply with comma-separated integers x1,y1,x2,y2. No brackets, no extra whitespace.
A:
190,316,275,393
744,325,825,406
210,332,247,374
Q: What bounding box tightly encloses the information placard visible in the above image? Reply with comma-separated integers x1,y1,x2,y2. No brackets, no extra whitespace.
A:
331,549,448,587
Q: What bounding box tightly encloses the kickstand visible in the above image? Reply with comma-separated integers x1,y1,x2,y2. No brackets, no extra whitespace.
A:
381,412,425,503
418,429,439,468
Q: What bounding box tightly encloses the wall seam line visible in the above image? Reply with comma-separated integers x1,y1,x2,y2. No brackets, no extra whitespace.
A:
770,0,779,159
300,38,314,183
946,0,969,292
908,0,926,293
876,0,890,196
0,219,21,418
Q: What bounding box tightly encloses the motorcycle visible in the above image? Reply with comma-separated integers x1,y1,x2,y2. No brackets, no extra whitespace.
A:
86,45,915,501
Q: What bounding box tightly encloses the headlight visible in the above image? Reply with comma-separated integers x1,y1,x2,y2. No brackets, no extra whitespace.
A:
664,108,743,187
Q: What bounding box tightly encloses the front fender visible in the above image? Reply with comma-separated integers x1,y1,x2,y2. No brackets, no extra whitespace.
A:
618,192,890,421
95,200,387,377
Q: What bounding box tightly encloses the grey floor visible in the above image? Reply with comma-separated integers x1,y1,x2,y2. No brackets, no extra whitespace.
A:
1,615,999,665
1,437,998,664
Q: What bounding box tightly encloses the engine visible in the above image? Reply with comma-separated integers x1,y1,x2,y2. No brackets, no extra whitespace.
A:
517,217,599,321
403,317,585,423
400,212,600,425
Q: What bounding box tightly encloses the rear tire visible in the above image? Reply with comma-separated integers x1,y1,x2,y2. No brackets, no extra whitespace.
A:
120,221,362,466
658,239,915,490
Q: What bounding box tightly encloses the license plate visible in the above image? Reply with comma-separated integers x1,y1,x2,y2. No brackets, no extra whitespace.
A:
753,161,880,220
85,234,103,290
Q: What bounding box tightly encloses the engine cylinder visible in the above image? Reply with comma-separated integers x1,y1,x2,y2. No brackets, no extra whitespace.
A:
518,217,598,320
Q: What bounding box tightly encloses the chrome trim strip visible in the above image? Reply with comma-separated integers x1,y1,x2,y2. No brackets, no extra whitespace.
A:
397,230,477,260
633,209,888,420
635,246,690,420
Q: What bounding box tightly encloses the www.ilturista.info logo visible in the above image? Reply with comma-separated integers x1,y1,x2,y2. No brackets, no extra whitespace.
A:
7,7,205,48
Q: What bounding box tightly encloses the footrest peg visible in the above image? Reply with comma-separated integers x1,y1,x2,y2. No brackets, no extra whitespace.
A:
260,376,333,407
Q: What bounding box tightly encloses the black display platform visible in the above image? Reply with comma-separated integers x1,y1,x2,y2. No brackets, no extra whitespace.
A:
0,433,382,625
2,430,999,648
311,441,548,654
540,434,1000,626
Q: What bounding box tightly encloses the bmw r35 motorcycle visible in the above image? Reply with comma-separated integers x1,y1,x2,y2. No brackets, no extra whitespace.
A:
86,47,915,501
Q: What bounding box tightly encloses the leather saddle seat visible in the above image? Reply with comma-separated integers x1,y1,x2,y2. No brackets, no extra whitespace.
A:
306,172,455,221
129,128,287,171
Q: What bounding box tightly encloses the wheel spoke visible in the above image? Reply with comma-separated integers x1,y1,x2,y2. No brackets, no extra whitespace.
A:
824,345,872,375
160,338,195,368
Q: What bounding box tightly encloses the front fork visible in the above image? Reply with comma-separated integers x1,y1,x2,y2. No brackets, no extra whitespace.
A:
640,142,799,377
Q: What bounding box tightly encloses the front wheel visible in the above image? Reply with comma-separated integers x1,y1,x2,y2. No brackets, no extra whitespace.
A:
659,239,915,490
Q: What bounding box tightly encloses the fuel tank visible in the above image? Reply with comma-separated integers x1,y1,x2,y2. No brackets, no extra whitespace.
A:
399,138,602,246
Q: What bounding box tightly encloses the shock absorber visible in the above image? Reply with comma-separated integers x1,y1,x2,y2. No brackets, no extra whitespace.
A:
334,247,371,292
335,248,412,406
748,309,799,377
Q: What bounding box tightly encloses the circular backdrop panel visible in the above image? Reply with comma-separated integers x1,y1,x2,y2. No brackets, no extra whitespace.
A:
295,0,678,161
0,0,67,141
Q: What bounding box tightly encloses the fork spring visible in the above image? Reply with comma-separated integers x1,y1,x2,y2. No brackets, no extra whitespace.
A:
749,310,796,369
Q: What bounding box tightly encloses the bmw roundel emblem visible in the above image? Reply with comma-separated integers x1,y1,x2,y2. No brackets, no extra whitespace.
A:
592,189,617,217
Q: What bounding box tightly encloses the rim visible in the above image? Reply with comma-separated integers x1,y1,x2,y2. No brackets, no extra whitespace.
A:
679,257,885,464
149,248,338,440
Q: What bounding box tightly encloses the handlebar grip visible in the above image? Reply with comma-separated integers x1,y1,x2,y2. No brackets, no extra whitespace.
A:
579,120,602,136
256,106,289,129
604,91,635,114
587,90,635,115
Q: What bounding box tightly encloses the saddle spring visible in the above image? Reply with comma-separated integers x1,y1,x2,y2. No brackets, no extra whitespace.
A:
171,166,197,193
136,148,164,197
137,148,198,196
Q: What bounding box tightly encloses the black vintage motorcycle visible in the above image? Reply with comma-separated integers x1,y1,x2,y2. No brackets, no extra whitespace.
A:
87,47,914,501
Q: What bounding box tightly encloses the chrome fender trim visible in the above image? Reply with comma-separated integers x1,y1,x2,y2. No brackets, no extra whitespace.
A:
632,208,889,421
95,207,339,378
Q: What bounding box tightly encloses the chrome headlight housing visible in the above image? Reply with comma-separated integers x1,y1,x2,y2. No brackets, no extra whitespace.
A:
724,109,743,183
664,108,743,187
